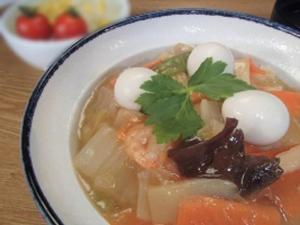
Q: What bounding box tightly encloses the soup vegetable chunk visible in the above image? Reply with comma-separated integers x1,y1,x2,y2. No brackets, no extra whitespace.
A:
74,43,300,225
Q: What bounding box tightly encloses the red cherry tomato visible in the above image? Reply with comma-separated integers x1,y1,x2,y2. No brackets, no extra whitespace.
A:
53,11,87,39
16,13,52,40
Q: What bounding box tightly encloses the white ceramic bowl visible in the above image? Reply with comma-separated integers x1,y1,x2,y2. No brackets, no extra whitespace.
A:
0,0,130,70
21,9,300,225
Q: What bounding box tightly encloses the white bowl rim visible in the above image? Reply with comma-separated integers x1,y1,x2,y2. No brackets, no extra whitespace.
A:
21,8,300,225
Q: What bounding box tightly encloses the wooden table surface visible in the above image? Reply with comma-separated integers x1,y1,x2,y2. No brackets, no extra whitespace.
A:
0,0,276,224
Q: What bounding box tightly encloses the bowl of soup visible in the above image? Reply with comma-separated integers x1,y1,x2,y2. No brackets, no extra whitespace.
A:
21,9,300,225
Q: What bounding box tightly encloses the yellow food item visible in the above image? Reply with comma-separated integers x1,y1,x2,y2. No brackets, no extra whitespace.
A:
74,0,110,30
38,0,72,23
37,0,112,31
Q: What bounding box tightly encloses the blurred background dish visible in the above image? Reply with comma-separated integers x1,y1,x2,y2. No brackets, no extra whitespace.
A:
0,0,130,70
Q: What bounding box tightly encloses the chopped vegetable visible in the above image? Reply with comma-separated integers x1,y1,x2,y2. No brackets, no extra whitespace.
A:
136,58,254,143
249,58,266,76
234,58,251,84
245,144,291,158
154,52,190,76
251,69,287,91
93,149,138,207
257,170,300,225
148,179,238,224
272,91,300,117
277,145,300,174
168,118,283,196
74,123,119,180
233,58,267,84
113,108,144,129
136,75,202,143
176,196,281,225
197,119,224,140
270,91,300,147
78,86,118,147
278,117,300,147
197,99,224,139
136,172,151,221
198,99,223,123
147,160,181,184
119,122,169,169
188,58,255,100
190,92,202,104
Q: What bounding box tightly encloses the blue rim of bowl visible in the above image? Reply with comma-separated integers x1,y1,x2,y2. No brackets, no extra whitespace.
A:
21,8,300,225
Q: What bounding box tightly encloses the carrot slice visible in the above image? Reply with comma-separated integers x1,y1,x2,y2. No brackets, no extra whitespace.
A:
176,196,281,225
249,58,266,76
245,144,292,158
260,170,300,224
191,92,202,104
272,91,300,117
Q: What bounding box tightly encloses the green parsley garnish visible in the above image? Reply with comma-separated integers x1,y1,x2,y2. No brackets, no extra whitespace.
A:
136,57,255,143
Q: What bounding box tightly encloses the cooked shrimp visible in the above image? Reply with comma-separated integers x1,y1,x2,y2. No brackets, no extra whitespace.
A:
118,122,169,169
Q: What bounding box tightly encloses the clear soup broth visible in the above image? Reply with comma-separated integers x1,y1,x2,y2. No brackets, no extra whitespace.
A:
74,43,300,225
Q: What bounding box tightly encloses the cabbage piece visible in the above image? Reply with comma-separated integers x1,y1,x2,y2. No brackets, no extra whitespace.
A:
136,172,151,221
76,123,138,208
199,99,223,123
78,86,119,147
147,178,238,224
278,145,300,174
278,117,300,148
74,123,119,180
113,108,144,129
93,148,138,207
197,99,224,140
251,67,288,91
234,58,251,84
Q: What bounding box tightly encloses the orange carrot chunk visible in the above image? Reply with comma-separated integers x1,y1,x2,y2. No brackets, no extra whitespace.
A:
271,91,300,117
245,144,292,158
249,58,266,76
190,92,202,104
176,196,281,225
265,170,300,224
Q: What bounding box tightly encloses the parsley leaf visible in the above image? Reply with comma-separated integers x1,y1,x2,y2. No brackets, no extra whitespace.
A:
136,75,203,143
188,57,255,100
188,57,226,85
136,57,255,143
140,74,184,97
191,74,255,100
